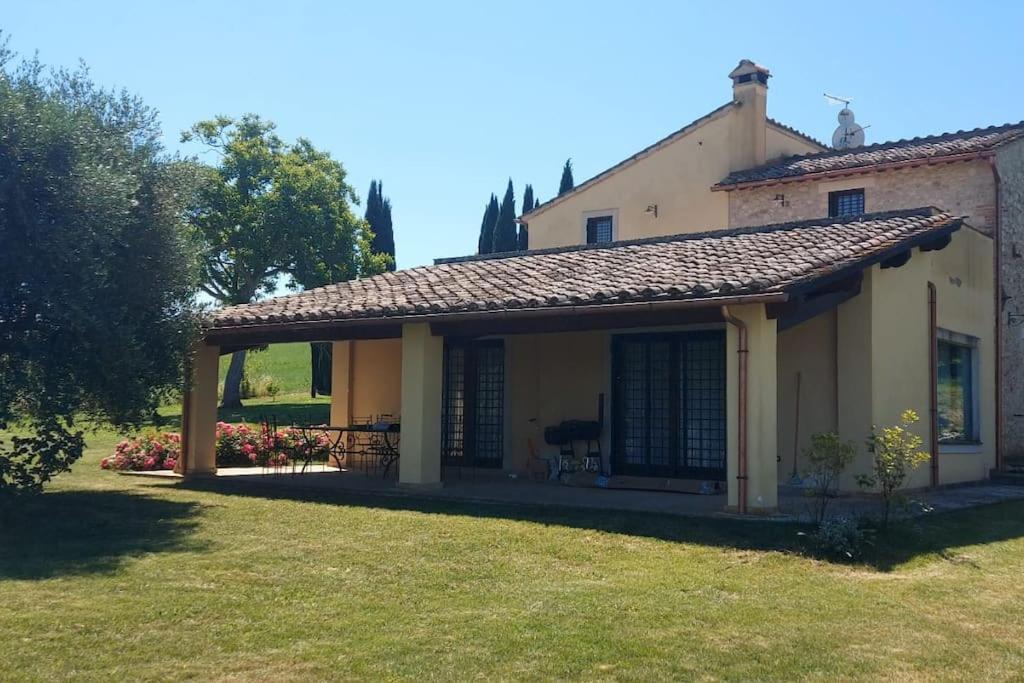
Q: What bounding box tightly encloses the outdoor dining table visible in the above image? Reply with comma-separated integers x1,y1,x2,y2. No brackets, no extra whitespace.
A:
294,421,401,478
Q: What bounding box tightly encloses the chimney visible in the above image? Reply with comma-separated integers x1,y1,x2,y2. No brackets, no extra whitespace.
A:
728,59,770,172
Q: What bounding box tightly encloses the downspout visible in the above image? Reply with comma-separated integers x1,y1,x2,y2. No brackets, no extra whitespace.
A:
721,306,748,514
928,282,939,487
987,157,1004,471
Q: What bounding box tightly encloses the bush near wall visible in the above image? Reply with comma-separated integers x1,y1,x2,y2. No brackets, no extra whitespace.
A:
101,423,332,472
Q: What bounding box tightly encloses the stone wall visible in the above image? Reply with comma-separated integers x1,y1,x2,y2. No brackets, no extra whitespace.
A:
997,140,1024,457
726,160,997,234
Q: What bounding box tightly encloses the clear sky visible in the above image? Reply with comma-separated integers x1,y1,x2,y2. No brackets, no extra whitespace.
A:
5,0,1024,271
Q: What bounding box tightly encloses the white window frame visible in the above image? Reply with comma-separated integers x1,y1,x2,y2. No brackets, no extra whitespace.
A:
581,209,619,245
936,329,981,451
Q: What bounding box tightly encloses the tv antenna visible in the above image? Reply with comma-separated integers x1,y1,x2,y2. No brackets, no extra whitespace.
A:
824,93,869,149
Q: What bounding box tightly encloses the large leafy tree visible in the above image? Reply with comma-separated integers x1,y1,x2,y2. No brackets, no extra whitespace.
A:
0,42,201,497
184,115,384,407
493,179,518,253
558,158,574,196
477,193,499,255
365,180,395,270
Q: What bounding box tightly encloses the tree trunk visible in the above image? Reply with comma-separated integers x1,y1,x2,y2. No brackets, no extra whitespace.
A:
221,349,247,409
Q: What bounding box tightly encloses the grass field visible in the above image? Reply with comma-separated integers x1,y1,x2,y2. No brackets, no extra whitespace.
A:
218,342,316,398
2,395,1024,680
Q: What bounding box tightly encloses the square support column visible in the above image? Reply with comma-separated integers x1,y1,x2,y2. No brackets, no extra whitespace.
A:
329,341,353,427
725,304,778,513
399,323,444,488
178,343,219,476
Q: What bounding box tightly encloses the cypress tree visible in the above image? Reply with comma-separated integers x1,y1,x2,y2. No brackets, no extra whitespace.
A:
558,158,574,196
522,184,534,217
493,179,518,253
366,180,396,270
518,183,535,252
478,194,499,254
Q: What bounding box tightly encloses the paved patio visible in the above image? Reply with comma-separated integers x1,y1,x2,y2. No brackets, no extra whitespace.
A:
127,466,1024,522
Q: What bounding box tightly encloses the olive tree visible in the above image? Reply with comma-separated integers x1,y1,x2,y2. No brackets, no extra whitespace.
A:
0,39,202,498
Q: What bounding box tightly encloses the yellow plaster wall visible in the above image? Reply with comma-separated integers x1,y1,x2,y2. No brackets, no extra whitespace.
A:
505,331,608,471
724,305,778,511
524,113,821,251
349,339,402,421
398,324,444,486
835,229,995,490
776,310,838,483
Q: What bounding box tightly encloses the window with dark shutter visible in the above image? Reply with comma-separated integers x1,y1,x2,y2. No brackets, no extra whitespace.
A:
828,189,865,218
585,215,614,244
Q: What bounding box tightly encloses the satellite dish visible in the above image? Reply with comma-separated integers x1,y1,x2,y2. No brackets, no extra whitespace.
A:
832,107,865,149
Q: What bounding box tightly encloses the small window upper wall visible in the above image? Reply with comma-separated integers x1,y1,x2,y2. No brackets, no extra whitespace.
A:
520,60,825,251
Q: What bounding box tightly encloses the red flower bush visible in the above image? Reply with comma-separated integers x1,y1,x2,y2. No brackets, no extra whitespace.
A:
103,423,333,472
101,432,181,472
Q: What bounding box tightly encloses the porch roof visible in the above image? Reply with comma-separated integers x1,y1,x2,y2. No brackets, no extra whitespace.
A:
206,208,963,341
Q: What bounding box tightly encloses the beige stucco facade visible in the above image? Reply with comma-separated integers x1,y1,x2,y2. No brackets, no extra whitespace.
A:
522,62,823,250
725,152,1016,464
178,60,1004,516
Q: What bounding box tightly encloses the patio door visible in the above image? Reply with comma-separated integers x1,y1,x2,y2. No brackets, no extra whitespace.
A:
441,339,505,468
612,331,726,479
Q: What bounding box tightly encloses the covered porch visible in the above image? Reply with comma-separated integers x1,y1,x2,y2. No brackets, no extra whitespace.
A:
177,209,990,515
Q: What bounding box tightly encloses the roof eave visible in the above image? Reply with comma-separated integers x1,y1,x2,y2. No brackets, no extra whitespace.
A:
204,291,790,343
712,150,998,192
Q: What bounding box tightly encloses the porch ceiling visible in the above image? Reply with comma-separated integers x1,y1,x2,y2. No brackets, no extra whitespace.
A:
204,208,965,346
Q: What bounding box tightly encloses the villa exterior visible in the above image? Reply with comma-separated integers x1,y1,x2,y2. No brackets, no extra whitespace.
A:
178,60,1016,513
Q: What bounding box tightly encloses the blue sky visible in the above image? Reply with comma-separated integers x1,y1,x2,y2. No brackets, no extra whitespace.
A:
5,0,1024,271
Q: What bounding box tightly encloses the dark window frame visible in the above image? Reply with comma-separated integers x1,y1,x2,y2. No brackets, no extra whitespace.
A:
828,188,866,218
937,335,980,446
441,338,505,468
585,214,615,244
611,330,727,480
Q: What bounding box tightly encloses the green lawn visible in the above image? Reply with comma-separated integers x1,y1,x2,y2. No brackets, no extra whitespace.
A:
218,342,318,397
2,400,1024,680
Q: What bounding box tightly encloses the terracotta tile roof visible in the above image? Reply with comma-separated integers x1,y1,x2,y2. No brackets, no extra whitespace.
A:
716,122,1024,188
767,117,827,149
208,209,963,332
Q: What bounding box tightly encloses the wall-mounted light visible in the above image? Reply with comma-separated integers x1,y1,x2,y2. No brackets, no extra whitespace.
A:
645,204,658,218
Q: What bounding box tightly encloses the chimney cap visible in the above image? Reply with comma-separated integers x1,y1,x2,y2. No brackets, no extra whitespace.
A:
729,59,770,86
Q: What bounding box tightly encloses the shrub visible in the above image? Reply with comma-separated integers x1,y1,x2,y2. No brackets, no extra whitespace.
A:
806,515,873,561
103,422,334,472
857,410,931,527
101,432,181,472
803,432,857,523
214,422,267,467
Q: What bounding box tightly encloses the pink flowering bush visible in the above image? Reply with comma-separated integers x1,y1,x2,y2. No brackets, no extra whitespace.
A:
215,422,267,467
101,432,181,472
103,422,333,472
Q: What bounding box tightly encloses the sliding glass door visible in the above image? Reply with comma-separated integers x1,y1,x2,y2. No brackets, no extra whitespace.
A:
441,339,505,468
612,331,726,479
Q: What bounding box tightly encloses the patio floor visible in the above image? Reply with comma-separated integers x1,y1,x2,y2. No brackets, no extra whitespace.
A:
129,465,1024,522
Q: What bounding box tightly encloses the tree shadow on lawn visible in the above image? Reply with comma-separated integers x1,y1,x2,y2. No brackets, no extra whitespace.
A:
150,400,330,429
172,477,1024,572
0,490,206,580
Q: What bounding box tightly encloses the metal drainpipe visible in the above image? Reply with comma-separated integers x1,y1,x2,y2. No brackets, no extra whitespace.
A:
928,282,939,487
721,306,748,514
988,157,1004,471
